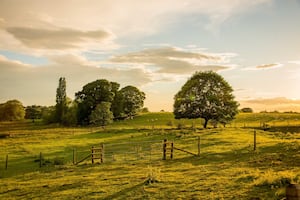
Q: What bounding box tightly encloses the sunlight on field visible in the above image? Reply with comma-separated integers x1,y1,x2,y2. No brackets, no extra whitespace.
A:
0,112,299,199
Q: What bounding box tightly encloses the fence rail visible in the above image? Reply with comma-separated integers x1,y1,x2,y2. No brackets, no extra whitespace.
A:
1,130,298,178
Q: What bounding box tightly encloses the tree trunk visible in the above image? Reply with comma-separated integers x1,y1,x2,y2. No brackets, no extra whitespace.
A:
203,118,209,128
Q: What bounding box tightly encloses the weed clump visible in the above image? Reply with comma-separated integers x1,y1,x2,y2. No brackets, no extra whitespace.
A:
145,166,161,185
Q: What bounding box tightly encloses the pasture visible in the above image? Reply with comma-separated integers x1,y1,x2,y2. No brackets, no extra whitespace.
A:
0,112,300,199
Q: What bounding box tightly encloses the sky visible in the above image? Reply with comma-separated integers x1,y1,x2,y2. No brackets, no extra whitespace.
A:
1,0,300,112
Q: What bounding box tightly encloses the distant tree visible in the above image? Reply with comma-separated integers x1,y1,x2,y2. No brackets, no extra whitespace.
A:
25,105,43,122
0,100,25,121
55,77,67,123
61,100,78,126
75,79,115,124
41,106,56,124
174,71,239,128
141,107,149,113
119,86,146,119
89,102,113,126
240,107,253,113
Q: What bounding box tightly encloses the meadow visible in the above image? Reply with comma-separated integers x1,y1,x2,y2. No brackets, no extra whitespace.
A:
0,112,300,199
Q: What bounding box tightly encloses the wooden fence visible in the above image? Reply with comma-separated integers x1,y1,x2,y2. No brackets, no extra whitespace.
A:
72,138,201,165
2,130,261,173
162,137,200,160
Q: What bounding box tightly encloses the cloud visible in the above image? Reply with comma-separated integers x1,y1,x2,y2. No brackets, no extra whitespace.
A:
288,60,300,65
110,47,234,74
0,54,152,105
242,97,300,104
0,0,272,40
255,63,282,69
0,54,32,71
0,0,271,59
6,27,112,50
239,97,300,112
243,63,283,70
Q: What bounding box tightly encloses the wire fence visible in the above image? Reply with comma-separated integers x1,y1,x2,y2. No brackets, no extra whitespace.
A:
1,130,299,178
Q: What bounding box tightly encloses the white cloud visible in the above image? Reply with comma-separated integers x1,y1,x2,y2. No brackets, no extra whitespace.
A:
243,63,283,70
0,0,272,47
6,27,113,50
110,46,235,74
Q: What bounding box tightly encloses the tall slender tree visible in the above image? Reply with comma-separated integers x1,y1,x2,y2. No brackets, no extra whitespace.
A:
55,77,67,123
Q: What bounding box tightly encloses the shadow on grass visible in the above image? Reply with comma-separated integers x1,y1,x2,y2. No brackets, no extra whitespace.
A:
263,126,300,134
102,182,145,200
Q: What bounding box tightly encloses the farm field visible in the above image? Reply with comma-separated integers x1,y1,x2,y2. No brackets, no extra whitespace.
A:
0,112,300,199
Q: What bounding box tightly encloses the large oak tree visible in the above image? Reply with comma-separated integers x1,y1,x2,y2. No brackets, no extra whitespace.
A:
174,71,239,128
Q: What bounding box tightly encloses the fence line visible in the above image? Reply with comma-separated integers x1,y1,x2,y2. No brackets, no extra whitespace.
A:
1,130,298,177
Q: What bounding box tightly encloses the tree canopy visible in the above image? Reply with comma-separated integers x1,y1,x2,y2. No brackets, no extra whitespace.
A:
25,105,43,122
75,79,146,125
0,100,25,121
240,107,253,113
174,71,239,128
119,86,146,119
89,102,113,126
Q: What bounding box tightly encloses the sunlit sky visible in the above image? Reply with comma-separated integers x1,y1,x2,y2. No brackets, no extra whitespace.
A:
1,0,300,112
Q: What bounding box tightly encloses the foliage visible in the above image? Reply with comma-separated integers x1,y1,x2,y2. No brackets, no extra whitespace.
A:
241,107,254,113
141,107,149,113
41,106,56,124
61,101,78,126
89,102,113,126
174,71,239,128
119,86,146,119
25,105,43,122
75,79,146,124
111,89,125,119
0,99,25,121
55,77,68,123
75,79,115,124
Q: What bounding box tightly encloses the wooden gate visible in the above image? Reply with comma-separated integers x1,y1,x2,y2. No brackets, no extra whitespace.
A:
162,138,200,160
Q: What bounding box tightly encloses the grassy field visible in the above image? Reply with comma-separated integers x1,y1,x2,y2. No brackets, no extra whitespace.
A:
0,112,300,199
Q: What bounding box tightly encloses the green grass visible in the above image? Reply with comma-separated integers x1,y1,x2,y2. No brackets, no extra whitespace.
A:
0,112,300,199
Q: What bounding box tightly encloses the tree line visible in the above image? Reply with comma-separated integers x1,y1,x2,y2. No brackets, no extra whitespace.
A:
1,71,252,128
0,78,146,126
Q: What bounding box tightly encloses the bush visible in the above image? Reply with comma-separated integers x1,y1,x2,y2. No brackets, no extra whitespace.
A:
240,107,253,113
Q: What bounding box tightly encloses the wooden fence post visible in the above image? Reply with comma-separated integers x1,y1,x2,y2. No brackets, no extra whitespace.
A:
197,136,200,156
163,139,167,160
101,144,104,163
73,148,76,165
5,155,8,170
91,146,94,164
254,130,257,151
39,152,42,168
170,141,174,159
